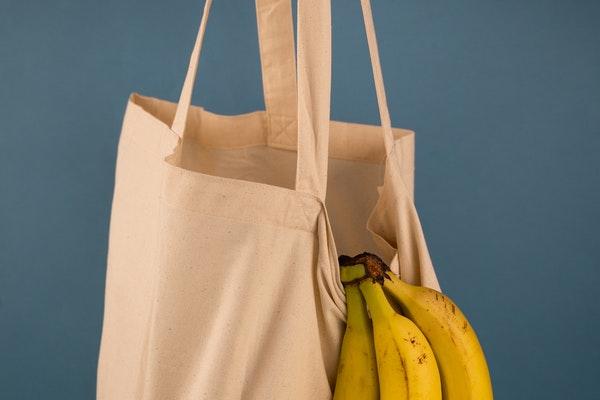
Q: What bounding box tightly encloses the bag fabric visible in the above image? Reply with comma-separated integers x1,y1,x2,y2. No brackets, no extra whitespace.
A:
96,0,440,398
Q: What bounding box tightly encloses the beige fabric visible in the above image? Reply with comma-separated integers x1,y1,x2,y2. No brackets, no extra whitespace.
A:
97,0,439,399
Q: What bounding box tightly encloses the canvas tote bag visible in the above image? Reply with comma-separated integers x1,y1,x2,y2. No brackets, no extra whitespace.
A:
97,0,440,398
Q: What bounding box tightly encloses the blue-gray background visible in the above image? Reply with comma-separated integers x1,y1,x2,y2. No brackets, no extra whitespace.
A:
1,0,599,398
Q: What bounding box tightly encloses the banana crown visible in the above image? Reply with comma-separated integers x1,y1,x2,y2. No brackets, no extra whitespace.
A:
339,252,391,285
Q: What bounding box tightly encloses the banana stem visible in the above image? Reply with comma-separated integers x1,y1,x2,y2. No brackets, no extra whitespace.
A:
344,285,369,328
359,280,395,321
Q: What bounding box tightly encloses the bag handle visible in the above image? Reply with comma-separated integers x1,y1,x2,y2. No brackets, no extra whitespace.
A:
171,0,297,136
295,0,398,200
359,0,395,156
169,0,330,199
255,0,297,121
171,0,396,201
294,0,332,200
170,0,212,137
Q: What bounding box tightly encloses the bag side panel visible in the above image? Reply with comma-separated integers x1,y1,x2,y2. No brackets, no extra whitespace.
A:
97,100,178,399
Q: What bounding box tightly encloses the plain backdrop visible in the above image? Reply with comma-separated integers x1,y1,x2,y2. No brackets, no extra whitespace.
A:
1,0,599,398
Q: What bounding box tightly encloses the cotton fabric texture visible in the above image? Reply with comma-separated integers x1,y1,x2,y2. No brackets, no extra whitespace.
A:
96,0,440,398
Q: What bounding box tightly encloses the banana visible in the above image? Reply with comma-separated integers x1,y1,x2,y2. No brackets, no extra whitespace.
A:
359,276,442,400
383,272,493,400
333,264,379,400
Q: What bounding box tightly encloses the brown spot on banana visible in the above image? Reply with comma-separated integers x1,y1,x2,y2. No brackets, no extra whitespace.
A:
403,336,418,346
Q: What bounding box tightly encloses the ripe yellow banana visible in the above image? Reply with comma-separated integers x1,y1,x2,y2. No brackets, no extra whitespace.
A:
333,264,379,400
384,271,494,400
359,277,442,400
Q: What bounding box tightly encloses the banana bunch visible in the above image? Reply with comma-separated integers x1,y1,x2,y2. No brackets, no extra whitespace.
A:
333,252,493,400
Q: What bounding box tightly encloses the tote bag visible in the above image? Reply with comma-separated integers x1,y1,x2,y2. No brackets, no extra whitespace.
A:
96,0,440,398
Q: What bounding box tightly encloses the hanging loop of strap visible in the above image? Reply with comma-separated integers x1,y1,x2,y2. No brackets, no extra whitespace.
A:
294,0,332,200
295,0,400,200
170,0,398,201
171,0,298,137
171,0,213,137
359,0,395,155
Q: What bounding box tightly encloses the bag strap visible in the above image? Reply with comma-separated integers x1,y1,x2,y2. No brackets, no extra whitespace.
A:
170,0,397,201
294,0,332,200
171,0,297,137
295,0,398,200
255,0,297,121
170,0,212,137
359,0,395,156
169,0,328,199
